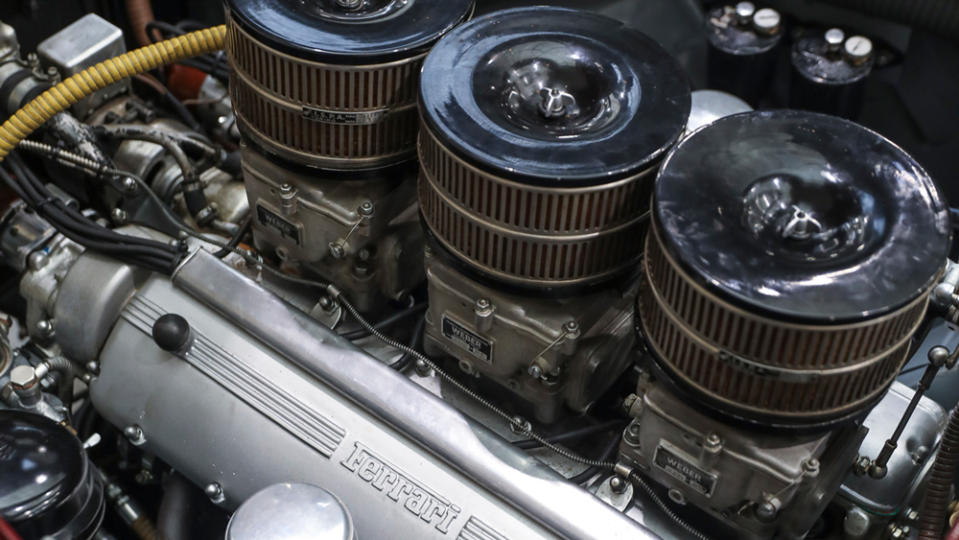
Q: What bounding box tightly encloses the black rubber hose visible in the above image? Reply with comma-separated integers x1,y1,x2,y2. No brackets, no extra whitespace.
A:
213,214,251,258
918,405,959,539
513,419,627,450
819,0,959,40
567,433,622,485
342,302,427,340
391,313,425,371
157,473,197,540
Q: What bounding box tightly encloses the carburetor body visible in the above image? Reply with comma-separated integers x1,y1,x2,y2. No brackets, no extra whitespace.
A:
416,7,691,422
226,0,473,313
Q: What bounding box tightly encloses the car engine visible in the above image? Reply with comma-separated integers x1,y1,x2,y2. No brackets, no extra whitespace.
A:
0,1,957,539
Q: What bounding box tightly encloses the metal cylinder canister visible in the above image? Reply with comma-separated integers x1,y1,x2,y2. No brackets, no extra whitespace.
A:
790,28,874,119
706,2,783,106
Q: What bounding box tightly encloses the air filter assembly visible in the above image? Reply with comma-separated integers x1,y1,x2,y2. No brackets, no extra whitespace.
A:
639,110,950,426
226,0,474,169
417,6,691,289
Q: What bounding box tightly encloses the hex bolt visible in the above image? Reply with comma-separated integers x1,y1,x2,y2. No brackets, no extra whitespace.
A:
563,320,580,336
705,432,722,449
802,457,820,476
124,424,146,446
205,482,226,503
609,476,628,494
10,365,41,407
474,298,494,332
623,421,641,446
358,201,375,218
843,507,871,538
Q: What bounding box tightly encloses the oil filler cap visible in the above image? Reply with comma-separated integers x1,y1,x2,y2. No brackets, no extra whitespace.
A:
152,313,192,353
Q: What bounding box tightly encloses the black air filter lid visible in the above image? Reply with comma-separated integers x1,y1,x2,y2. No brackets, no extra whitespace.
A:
654,109,950,323
0,410,89,535
226,0,474,64
419,6,691,187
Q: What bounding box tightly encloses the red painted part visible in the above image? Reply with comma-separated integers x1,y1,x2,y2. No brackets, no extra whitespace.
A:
166,64,209,101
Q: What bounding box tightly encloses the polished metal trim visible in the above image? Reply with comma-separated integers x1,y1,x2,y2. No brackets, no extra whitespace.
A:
123,295,347,457
171,249,659,539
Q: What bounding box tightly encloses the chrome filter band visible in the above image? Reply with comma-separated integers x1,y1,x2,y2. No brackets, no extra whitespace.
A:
227,20,421,168
639,219,929,424
418,125,655,287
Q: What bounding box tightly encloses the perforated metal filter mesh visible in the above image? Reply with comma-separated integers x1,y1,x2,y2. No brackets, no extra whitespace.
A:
227,19,421,168
638,219,929,424
417,124,655,288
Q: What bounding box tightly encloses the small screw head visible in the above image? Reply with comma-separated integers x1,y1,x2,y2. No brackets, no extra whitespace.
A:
843,35,873,64
279,183,293,194
802,457,820,475
528,364,543,379
85,361,100,375
752,8,781,35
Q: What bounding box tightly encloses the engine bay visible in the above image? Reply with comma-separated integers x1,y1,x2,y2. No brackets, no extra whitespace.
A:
0,1,958,539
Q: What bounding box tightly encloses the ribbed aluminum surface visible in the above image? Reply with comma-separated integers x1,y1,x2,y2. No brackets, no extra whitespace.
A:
227,19,421,168
638,219,929,423
418,124,654,288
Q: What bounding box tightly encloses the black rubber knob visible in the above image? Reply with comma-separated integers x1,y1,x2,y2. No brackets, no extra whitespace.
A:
152,314,191,353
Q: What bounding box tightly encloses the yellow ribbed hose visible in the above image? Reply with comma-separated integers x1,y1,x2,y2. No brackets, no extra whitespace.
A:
0,24,227,163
